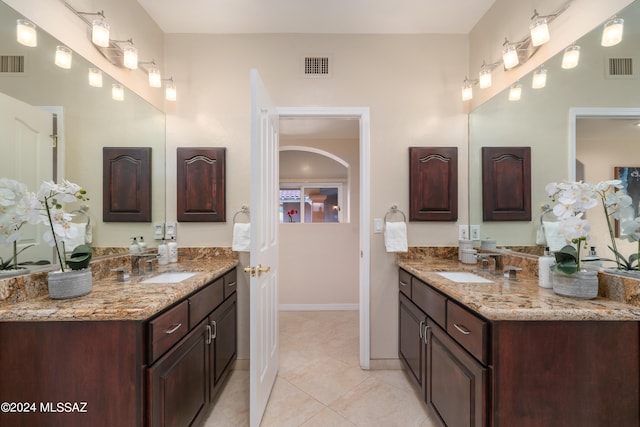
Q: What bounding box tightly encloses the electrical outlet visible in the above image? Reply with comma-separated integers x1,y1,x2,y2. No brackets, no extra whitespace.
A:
165,222,177,239
470,225,480,240
458,225,469,240
153,222,165,240
373,218,383,234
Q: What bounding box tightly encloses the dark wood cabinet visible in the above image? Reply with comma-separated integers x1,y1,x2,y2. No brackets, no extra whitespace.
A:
209,292,237,402
177,147,226,222
409,147,458,221
399,268,640,427
103,147,152,222
481,146,531,221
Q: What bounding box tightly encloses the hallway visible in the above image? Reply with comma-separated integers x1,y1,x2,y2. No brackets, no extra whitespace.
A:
204,311,437,426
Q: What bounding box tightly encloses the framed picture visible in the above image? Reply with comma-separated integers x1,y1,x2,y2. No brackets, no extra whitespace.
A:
614,166,640,236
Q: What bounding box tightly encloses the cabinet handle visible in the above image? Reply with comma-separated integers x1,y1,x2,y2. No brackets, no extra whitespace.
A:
227,281,237,287
399,280,409,287
453,323,471,335
424,325,430,344
419,320,425,339
211,320,217,340
165,323,183,334
206,324,212,345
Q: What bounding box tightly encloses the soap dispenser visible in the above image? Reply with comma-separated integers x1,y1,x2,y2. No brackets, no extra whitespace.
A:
129,237,140,254
158,239,169,265
538,247,554,288
138,236,147,251
168,237,178,263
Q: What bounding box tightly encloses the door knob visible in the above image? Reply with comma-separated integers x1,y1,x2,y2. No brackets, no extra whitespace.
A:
244,264,271,277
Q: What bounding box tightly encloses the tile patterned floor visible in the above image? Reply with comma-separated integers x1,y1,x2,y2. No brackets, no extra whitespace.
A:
204,311,439,426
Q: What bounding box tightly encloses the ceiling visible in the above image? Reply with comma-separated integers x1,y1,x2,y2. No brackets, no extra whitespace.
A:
136,0,496,35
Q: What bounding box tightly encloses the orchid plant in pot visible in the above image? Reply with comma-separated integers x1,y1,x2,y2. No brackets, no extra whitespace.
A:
0,178,35,273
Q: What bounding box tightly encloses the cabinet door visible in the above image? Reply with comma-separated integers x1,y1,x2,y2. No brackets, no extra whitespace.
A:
148,320,210,427
426,320,487,427
177,147,226,222
399,293,427,392
209,292,237,402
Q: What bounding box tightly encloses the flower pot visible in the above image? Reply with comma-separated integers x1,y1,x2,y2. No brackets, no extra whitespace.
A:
0,267,29,279
47,268,92,299
552,270,599,299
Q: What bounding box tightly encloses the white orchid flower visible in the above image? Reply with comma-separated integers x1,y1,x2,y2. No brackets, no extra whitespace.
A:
558,213,590,241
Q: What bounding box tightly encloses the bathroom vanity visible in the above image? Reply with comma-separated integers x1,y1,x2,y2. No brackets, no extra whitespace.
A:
0,257,238,427
398,261,640,427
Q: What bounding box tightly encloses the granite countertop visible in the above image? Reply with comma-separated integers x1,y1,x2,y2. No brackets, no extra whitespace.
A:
0,258,238,322
399,258,640,322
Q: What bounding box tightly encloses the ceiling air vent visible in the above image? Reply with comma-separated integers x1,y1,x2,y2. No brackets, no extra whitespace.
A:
0,55,25,74
606,57,634,79
303,56,331,79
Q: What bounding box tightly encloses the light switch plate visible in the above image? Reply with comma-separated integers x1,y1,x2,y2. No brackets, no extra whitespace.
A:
458,225,469,240
153,222,164,240
470,225,480,240
165,222,177,239
373,218,383,234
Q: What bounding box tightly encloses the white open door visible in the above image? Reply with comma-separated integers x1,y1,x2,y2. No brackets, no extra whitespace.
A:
0,92,54,265
248,69,280,427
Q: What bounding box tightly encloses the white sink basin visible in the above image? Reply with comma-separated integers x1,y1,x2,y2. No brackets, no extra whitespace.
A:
437,272,493,283
141,271,198,284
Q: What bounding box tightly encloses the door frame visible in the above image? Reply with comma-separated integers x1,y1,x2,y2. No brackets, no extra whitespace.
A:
277,106,371,369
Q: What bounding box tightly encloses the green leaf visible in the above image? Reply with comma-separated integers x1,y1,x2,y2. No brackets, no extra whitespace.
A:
67,245,92,270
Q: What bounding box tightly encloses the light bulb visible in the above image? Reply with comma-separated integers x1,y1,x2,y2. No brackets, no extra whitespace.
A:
148,67,162,88
54,46,72,69
16,19,37,47
509,84,522,101
502,44,519,69
165,82,177,101
562,45,580,69
88,68,103,87
532,68,547,89
112,83,124,101
461,81,473,101
601,17,624,47
530,17,550,47
92,19,110,48
479,68,492,89
123,46,138,69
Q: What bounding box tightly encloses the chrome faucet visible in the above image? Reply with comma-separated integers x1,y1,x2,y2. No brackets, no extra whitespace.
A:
131,253,158,276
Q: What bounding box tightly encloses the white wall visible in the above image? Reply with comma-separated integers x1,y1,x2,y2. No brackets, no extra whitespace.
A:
165,33,469,359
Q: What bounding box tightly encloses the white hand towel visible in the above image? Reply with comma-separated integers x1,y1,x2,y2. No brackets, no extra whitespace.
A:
384,221,408,253
542,221,566,252
65,223,87,252
232,222,251,252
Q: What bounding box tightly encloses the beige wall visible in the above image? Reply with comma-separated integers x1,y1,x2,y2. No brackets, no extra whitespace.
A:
165,33,469,359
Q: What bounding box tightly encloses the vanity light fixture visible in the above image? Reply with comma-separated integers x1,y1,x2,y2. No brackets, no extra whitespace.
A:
112,83,125,101
508,83,522,101
88,68,103,87
16,19,37,47
140,61,162,88
54,46,72,69
531,67,547,89
561,45,580,69
123,45,138,70
478,61,500,89
461,77,475,101
91,17,110,48
529,10,550,47
601,17,624,47
502,39,520,70
165,78,177,101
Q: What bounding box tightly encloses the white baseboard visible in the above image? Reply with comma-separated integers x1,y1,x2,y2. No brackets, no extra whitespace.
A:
279,304,359,311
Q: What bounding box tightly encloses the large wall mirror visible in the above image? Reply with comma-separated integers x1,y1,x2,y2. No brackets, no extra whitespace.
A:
0,0,165,267
469,0,640,260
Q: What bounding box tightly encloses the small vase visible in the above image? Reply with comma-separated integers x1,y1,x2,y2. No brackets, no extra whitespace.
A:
47,268,92,299
552,270,599,299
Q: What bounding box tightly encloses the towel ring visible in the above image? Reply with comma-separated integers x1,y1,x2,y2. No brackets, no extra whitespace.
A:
233,205,250,223
384,204,406,223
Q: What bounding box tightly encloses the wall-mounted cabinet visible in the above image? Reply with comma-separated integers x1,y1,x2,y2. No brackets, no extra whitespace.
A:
409,147,458,221
102,147,152,222
481,146,531,221
177,148,226,222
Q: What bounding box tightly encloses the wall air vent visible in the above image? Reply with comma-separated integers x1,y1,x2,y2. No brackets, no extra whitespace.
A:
0,55,25,74
606,57,634,79
303,56,331,79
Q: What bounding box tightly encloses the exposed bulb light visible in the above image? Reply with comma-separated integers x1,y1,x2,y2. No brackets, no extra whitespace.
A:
54,46,72,69
502,42,519,70
112,83,124,101
532,68,547,89
148,66,162,88
123,45,138,69
509,83,522,101
165,80,177,101
16,19,37,47
461,78,473,101
91,19,110,48
88,68,103,87
479,67,492,89
561,45,580,69
530,14,550,47
601,17,624,47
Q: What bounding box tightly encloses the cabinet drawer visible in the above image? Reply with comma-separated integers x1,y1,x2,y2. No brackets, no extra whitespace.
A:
399,269,411,298
149,300,189,363
223,268,237,299
446,300,489,364
412,277,446,328
190,278,224,328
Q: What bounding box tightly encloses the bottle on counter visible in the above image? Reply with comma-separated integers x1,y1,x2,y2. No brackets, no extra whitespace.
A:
583,246,603,268
158,239,169,265
138,236,147,251
538,246,555,288
168,236,178,263
129,237,140,254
